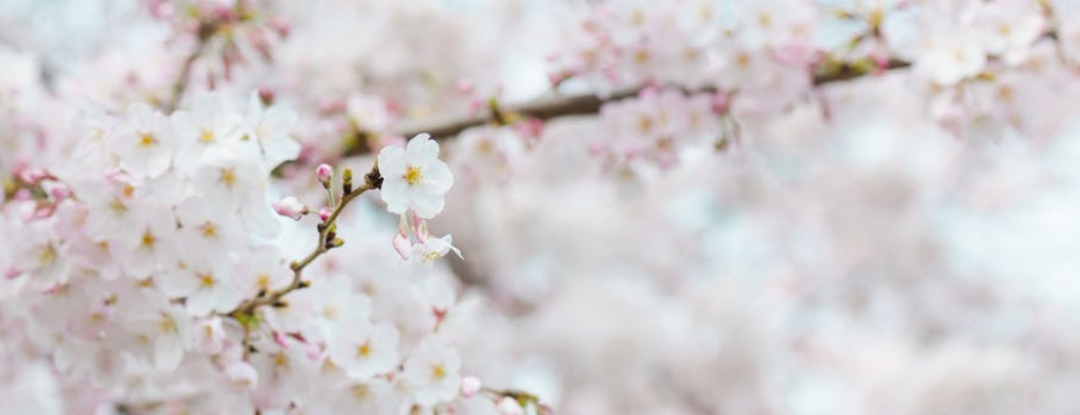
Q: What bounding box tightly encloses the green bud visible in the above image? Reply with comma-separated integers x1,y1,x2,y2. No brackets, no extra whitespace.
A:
343,167,354,194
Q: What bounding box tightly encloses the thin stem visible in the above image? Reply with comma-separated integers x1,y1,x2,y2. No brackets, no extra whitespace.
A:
229,166,380,318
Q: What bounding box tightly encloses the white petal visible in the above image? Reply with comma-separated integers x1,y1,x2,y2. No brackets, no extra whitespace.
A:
379,180,410,214
377,146,407,176
422,161,454,194
185,289,215,317
154,334,184,371
157,273,199,299
411,192,445,219
406,134,440,162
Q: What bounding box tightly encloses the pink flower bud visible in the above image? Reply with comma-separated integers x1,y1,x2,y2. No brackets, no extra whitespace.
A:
258,87,275,106
318,207,332,222
710,92,731,115
514,118,545,139
41,180,72,201
455,79,474,94
272,196,308,221
497,397,524,415
460,376,481,398
268,16,291,38
273,331,289,348
16,167,49,184
315,163,333,186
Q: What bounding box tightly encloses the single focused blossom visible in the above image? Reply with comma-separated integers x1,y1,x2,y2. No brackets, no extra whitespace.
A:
377,134,454,218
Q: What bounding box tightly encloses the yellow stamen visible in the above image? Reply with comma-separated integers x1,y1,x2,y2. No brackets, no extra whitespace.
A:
256,274,270,290
200,222,218,239
638,116,654,134
404,166,423,186
758,12,772,27
198,273,215,287
353,384,370,399
634,49,650,65
139,133,157,147
199,128,214,144
422,251,442,262
736,53,751,68
220,168,237,187
273,353,289,368
38,244,56,266
160,317,177,332
141,231,155,248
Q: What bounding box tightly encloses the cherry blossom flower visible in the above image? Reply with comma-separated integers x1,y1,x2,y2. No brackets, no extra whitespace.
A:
377,134,454,219
403,338,462,407
327,321,401,380
158,255,242,316
125,305,191,371
108,103,177,179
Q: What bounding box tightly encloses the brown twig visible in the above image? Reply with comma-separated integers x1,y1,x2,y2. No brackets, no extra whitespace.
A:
162,46,204,113
229,166,382,319
161,18,224,113
343,58,913,156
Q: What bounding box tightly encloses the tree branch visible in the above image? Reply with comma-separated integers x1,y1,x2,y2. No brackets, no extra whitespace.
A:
229,165,382,319
344,59,912,156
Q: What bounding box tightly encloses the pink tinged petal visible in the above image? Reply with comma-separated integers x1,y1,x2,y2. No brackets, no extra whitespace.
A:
272,196,307,221
315,164,333,185
412,213,428,242
393,233,413,261
461,376,481,398
273,331,289,348
498,397,524,415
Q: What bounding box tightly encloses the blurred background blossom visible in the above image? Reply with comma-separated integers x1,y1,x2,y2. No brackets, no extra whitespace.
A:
3,0,1080,414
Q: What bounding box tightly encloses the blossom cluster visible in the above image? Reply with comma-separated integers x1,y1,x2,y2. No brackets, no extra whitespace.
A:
0,87,473,413
6,0,1080,414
